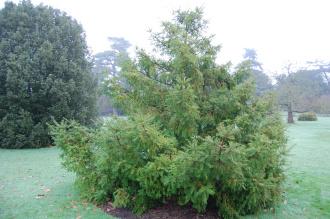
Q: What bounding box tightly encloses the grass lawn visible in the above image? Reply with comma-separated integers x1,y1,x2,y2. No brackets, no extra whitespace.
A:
1,116,329,219
0,148,112,219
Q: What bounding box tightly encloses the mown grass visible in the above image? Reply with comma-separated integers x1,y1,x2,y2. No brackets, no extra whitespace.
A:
0,148,111,219
284,116,330,218
0,116,329,218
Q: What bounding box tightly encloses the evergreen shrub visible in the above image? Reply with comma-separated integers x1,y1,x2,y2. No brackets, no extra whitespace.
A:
51,8,287,218
298,112,317,121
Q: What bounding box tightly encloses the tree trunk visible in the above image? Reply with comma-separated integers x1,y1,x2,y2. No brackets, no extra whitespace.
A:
287,103,294,123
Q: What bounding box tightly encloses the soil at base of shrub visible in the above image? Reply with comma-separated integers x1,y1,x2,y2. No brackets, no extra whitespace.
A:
101,202,219,219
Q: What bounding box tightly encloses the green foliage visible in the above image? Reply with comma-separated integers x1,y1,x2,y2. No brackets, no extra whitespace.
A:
0,1,96,148
52,8,286,218
50,116,177,208
113,188,130,208
298,112,317,121
49,120,99,200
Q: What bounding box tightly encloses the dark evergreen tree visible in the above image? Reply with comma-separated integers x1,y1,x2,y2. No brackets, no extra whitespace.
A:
0,1,96,148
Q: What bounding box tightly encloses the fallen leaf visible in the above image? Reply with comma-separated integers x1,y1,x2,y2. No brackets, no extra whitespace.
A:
35,194,45,199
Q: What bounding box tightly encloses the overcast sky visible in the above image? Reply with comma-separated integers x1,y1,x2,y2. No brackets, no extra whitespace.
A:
1,0,330,75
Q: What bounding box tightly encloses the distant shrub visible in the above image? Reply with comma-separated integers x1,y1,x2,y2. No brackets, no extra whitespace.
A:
298,112,317,121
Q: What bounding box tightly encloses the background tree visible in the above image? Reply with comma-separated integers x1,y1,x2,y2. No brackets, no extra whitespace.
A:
293,69,328,111
275,61,330,122
307,60,330,85
243,48,273,96
0,0,96,148
275,63,301,123
306,61,330,113
93,37,131,115
93,37,131,81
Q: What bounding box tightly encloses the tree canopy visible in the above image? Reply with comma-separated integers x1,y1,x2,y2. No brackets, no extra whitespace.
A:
275,61,330,122
93,37,131,81
93,37,131,115
0,0,96,148
243,48,273,96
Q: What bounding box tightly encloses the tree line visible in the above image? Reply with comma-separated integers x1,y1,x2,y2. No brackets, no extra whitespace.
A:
1,1,328,149
242,48,330,123
95,44,330,123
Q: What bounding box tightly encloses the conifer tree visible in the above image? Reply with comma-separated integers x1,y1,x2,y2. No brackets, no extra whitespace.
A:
52,8,286,218
106,8,286,217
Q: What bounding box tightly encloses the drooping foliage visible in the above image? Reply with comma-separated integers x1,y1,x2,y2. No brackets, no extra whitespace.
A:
51,8,286,218
0,1,96,148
